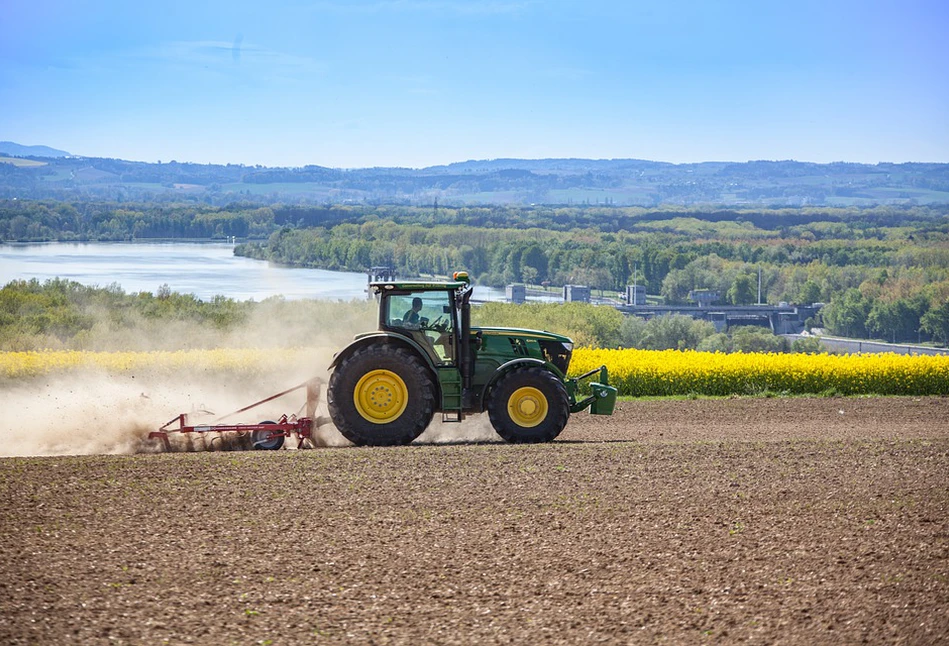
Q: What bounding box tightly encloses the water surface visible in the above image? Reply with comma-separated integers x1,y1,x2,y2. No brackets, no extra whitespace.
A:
0,242,509,302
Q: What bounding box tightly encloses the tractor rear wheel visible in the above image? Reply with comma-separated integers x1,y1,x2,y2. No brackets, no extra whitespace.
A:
487,367,569,443
328,344,435,446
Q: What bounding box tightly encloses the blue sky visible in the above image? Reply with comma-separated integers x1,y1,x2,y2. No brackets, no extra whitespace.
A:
1,0,947,168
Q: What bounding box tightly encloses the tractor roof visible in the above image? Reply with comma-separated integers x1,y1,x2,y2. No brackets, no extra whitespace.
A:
370,280,469,292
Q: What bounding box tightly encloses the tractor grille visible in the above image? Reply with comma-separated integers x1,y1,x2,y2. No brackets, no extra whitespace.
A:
508,337,529,356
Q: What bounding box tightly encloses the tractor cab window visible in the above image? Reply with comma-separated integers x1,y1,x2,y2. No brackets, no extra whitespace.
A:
385,291,455,364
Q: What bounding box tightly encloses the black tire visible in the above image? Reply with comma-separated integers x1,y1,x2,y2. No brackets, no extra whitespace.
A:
487,367,570,443
252,421,285,451
327,344,436,446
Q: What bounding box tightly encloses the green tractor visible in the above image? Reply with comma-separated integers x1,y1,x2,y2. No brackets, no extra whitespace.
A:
327,272,616,445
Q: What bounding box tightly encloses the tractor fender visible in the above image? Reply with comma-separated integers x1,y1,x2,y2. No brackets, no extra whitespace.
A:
328,332,442,412
478,358,565,410
329,332,437,373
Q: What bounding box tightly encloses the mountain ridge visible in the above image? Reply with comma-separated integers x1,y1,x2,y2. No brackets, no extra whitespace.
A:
1,142,947,206
0,141,71,158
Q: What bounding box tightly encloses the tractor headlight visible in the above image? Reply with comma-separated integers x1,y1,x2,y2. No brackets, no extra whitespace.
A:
539,339,572,374
558,341,573,374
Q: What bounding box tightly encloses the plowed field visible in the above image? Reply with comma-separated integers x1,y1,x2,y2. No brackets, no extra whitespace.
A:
2,397,947,645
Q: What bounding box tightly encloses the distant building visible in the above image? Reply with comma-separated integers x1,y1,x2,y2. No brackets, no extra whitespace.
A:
688,289,720,307
506,284,526,304
625,285,646,306
368,266,396,282
564,285,591,303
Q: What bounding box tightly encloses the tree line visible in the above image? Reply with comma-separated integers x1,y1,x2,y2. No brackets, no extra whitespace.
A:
4,198,947,241
0,278,821,353
4,199,949,345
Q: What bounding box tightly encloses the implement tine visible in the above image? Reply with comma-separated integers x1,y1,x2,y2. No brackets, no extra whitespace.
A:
159,414,186,432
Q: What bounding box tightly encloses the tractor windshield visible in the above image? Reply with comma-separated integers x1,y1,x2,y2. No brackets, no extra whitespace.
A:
384,291,455,364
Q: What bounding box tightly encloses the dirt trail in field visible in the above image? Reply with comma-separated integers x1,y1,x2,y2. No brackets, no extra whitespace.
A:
1,397,947,645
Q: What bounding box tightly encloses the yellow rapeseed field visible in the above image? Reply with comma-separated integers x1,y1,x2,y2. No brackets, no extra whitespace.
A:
0,349,300,380
3,347,948,396
570,348,949,396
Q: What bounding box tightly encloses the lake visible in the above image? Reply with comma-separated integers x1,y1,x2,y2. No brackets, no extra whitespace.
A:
0,241,509,302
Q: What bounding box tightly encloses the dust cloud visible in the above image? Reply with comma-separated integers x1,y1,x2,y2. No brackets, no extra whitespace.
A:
0,366,343,457
1,298,500,456
0,370,499,456
418,413,501,444
0,298,363,457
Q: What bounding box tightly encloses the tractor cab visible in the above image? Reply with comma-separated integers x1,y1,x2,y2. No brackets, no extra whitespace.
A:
377,280,467,366
372,271,478,381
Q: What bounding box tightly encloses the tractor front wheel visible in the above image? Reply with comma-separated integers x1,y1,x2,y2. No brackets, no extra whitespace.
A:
328,344,435,446
487,367,569,443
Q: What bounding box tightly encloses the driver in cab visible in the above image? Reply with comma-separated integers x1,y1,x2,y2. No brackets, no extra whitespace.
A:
403,297,423,328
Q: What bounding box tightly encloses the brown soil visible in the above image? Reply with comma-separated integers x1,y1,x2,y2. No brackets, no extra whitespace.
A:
1,397,947,645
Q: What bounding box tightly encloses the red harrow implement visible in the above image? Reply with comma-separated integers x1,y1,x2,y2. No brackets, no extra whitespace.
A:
149,378,331,451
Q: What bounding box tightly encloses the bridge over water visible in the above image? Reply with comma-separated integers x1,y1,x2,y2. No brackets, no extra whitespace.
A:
616,303,823,335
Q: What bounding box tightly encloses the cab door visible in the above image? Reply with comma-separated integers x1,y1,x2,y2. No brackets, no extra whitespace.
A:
383,290,455,365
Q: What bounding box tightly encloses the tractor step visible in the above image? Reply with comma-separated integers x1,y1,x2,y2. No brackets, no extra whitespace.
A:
437,366,464,423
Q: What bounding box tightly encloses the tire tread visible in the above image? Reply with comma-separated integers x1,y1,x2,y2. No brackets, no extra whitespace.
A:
328,344,435,446
487,367,569,443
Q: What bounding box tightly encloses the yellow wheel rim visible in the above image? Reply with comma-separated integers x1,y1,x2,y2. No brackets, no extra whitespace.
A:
507,386,548,428
354,370,409,424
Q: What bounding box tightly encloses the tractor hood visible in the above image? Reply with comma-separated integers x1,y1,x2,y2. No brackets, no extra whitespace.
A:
472,327,574,376
472,327,574,346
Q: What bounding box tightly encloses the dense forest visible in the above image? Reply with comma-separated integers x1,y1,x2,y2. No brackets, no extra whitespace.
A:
3,199,949,345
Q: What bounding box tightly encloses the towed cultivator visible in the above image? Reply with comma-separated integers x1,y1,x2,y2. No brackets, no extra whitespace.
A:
149,378,332,452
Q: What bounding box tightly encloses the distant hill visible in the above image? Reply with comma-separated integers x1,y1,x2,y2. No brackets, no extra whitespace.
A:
426,158,676,173
0,141,71,158
0,152,947,207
